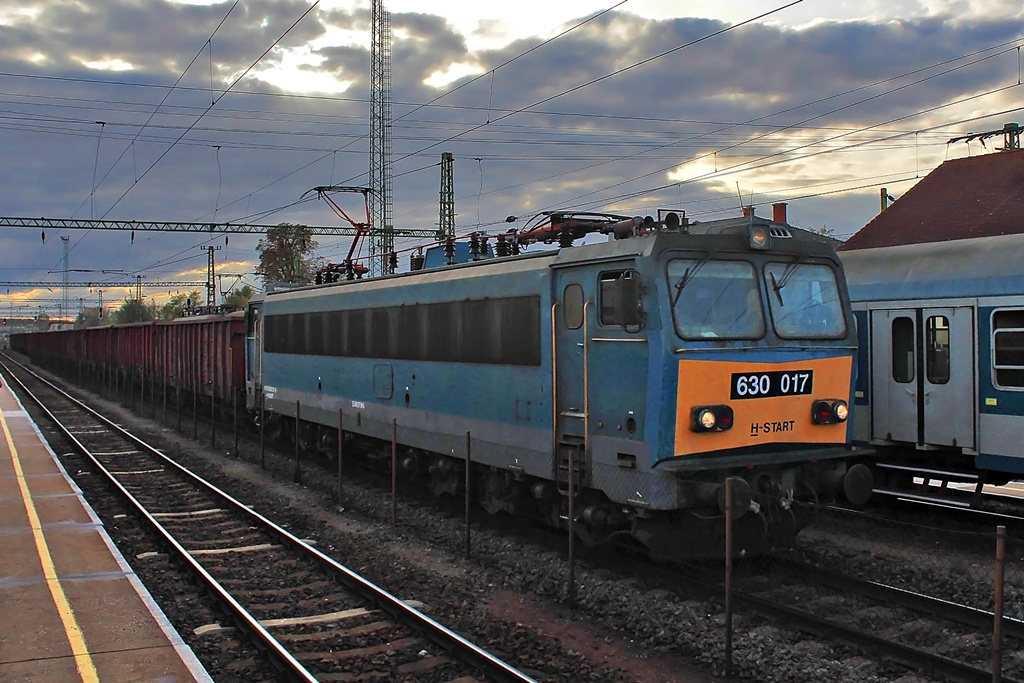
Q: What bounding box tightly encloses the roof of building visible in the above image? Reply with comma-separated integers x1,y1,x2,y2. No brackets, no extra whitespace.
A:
839,148,1024,251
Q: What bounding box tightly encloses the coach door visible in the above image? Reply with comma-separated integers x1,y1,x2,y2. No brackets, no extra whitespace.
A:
553,270,591,486
870,307,975,449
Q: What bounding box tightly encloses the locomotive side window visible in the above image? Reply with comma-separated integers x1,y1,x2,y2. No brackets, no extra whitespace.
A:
993,309,1024,388
599,270,643,327
262,295,541,366
892,316,915,384
563,284,584,330
307,311,324,356
264,313,287,353
668,259,763,340
926,315,950,385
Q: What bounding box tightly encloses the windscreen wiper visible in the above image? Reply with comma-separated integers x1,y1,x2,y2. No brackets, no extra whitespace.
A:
770,261,801,306
671,255,710,307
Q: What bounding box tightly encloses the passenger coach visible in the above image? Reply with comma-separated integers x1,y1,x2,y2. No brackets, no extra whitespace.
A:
842,233,1024,486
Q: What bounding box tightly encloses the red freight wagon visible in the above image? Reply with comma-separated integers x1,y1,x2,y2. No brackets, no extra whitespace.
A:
157,312,244,400
10,311,245,401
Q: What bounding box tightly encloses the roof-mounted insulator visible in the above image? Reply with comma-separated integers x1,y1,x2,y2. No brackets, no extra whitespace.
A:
410,248,425,271
558,228,575,248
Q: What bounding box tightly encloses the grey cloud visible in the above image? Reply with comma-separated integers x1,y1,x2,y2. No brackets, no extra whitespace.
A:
0,3,1021,299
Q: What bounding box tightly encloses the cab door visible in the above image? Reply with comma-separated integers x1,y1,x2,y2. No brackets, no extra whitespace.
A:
553,270,591,486
245,301,263,409
870,307,975,448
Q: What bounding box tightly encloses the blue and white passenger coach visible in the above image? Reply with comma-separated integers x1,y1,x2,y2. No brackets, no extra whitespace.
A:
246,211,872,558
842,233,1024,489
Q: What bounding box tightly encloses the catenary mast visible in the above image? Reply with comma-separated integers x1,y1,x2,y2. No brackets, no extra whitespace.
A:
369,0,393,276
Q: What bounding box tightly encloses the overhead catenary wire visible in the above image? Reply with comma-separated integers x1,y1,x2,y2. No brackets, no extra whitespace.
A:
387,1,806,169
93,1,321,223
40,2,319,282
69,0,242,223
9,5,1024,288
452,39,1024,222
188,0,634,225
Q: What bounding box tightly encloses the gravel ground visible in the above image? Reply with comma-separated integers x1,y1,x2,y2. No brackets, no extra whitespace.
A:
17,367,954,682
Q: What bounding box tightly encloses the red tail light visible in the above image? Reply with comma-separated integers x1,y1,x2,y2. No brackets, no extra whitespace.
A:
811,399,848,424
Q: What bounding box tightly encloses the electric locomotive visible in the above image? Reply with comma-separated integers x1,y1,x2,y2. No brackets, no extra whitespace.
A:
246,210,872,558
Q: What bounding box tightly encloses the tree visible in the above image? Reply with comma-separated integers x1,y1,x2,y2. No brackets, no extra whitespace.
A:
112,298,157,324
225,284,255,309
256,223,324,285
74,307,104,329
161,291,202,320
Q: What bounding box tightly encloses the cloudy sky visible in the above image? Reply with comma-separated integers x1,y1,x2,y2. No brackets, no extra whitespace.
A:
1,0,1022,316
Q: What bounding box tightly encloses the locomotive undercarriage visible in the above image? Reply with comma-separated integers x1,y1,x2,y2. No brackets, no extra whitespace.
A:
263,411,870,560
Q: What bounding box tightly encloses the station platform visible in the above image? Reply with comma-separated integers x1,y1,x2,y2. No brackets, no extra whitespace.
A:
0,374,211,682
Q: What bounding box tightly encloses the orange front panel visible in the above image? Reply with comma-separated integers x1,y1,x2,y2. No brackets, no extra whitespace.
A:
673,356,852,456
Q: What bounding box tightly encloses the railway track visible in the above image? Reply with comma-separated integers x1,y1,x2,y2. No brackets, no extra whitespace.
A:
0,356,537,683
19,345,1024,682
727,556,1024,683
569,500,1023,683
619,546,1022,683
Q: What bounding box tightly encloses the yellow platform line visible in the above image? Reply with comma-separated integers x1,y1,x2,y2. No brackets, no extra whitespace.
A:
0,407,100,683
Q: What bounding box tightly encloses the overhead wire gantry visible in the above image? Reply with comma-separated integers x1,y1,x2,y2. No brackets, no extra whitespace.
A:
0,216,438,238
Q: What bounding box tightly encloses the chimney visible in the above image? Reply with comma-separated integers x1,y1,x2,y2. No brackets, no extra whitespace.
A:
742,206,755,218
772,202,788,223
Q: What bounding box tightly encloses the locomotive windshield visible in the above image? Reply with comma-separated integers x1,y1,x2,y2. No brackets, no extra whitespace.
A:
668,259,765,339
764,262,846,339
667,258,847,340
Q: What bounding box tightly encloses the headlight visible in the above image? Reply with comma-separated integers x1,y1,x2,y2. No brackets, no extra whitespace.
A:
691,405,734,432
748,224,771,250
812,399,849,424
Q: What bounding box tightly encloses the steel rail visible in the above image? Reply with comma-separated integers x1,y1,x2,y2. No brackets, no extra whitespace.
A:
732,588,1022,683
0,358,320,683
676,556,1024,683
1,355,539,683
829,499,1024,530
775,556,1024,641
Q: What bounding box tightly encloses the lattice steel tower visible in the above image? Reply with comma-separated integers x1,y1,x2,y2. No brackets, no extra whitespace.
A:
438,152,454,240
60,235,69,322
369,0,393,276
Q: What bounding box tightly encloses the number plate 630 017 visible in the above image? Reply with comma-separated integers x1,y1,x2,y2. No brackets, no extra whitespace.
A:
730,370,813,400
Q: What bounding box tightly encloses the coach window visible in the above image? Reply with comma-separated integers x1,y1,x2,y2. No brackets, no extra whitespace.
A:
926,315,950,385
993,309,1024,388
892,317,914,384
563,283,584,329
